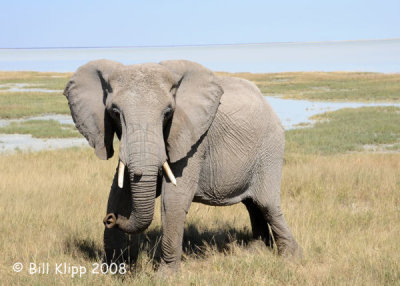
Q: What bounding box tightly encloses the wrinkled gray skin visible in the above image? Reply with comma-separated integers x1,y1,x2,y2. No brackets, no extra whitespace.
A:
64,59,301,272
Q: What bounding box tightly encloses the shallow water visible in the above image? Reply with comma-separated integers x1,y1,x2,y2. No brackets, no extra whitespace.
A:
0,114,85,154
0,83,62,93
1,99,399,154
1,39,399,73
0,134,87,153
266,97,400,129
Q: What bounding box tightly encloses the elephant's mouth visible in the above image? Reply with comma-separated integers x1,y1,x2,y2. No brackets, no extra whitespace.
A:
116,159,176,189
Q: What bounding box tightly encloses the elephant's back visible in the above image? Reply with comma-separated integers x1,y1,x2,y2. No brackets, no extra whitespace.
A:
216,76,283,134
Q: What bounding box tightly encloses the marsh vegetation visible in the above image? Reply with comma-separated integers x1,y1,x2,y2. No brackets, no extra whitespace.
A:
218,71,400,102
0,119,80,138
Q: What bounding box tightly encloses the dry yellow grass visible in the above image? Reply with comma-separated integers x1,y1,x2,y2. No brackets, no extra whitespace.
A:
1,147,399,285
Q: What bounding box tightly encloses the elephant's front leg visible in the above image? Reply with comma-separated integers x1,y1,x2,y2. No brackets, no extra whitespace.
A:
103,167,131,264
159,178,193,272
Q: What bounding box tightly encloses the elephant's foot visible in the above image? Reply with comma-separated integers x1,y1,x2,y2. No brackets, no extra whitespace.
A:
276,239,303,261
156,261,180,279
247,239,270,252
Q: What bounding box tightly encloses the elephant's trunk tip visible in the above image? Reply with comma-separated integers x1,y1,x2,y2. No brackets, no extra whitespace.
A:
103,213,117,229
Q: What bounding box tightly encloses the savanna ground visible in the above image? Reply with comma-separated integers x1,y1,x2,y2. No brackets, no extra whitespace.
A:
0,71,399,285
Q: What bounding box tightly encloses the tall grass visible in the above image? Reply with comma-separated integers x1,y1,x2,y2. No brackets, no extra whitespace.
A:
1,148,399,285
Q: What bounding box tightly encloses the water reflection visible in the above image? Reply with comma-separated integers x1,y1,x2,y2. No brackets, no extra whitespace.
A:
266,97,400,129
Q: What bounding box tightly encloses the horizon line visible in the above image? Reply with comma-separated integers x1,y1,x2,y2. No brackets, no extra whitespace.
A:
0,38,399,50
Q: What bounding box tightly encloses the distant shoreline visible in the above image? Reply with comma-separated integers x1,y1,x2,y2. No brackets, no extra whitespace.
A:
1,38,399,50
1,39,399,73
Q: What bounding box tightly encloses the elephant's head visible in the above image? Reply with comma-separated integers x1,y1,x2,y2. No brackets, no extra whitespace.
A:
64,59,223,234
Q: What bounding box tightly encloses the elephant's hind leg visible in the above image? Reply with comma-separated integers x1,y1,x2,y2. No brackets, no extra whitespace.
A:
251,189,302,258
250,144,302,258
261,202,301,257
242,198,273,247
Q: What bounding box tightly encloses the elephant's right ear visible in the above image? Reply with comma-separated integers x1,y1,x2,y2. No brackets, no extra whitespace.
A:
63,59,123,160
160,60,223,163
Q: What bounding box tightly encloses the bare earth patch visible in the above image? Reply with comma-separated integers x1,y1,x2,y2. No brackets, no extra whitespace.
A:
361,143,400,153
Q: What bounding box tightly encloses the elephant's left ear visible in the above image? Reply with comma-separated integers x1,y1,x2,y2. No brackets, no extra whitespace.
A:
160,60,224,163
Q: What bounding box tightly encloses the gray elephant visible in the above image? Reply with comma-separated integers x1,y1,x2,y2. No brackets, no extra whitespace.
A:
63,59,301,272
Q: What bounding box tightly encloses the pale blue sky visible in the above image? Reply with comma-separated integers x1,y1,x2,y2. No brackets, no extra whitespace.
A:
1,0,399,48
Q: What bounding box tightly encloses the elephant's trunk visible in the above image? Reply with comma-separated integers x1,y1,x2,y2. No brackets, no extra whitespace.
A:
104,127,162,234
115,165,158,234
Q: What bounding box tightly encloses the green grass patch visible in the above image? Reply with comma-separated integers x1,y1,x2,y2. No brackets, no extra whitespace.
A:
286,106,400,154
217,71,400,101
0,71,71,118
0,71,70,90
0,119,81,138
0,92,70,118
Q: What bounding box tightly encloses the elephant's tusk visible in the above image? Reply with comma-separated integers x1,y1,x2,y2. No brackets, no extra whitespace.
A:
163,162,177,186
118,160,125,188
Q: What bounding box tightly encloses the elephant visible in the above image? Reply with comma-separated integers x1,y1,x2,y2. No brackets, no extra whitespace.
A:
63,59,301,272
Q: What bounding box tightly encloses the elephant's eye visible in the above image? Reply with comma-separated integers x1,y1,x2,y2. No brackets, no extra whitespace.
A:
164,107,173,120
